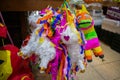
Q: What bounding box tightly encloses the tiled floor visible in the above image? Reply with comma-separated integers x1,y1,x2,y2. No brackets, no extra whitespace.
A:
33,42,120,80
77,42,120,80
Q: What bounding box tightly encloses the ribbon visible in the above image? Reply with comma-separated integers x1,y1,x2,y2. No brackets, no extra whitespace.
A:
52,14,62,29
39,27,44,37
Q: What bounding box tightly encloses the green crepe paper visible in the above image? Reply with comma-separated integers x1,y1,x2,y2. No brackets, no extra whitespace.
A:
85,31,97,40
78,20,92,28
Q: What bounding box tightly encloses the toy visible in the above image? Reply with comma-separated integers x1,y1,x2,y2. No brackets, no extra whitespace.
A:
76,4,104,62
0,44,34,80
18,2,89,80
18,7,64,80
0,22,34,80
18,25,56,73
60,5,85,73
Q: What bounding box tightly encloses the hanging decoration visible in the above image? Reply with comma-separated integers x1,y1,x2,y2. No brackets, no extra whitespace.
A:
76,4,104,62
0,45,34,80
0,16,34,80
18,0,104,80
0,23,7,38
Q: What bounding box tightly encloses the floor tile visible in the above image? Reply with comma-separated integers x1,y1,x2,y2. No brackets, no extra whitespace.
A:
89,42,120,66
113,77,120,80
77,65,105,80
93,61,120,80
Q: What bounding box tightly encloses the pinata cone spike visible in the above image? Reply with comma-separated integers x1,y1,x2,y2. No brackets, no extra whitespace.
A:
0,23,7,38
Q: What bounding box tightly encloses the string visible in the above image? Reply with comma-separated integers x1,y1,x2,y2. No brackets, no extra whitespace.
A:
2,38,4,46
0,12,14,45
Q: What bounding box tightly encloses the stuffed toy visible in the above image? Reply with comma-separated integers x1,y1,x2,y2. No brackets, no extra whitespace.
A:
76,4,104,62
0,44,34,80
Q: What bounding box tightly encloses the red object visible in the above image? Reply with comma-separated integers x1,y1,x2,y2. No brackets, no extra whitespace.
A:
22,35,30,47
0,44,34,80
0,23,7,38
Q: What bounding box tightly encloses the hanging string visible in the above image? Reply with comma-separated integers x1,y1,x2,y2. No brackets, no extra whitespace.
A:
0,12,14,45
2,38,5,46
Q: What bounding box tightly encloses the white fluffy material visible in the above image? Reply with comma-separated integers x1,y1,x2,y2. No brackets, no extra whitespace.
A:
19,26,56,69
61,26,78,44
61,26,85,70
67,43,85,70
28,11,42,31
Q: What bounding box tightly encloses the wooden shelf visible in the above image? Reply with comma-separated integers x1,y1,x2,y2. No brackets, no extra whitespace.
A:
85,1,120,7
102,1,120,7
0,0,119,11
0,0,63,11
